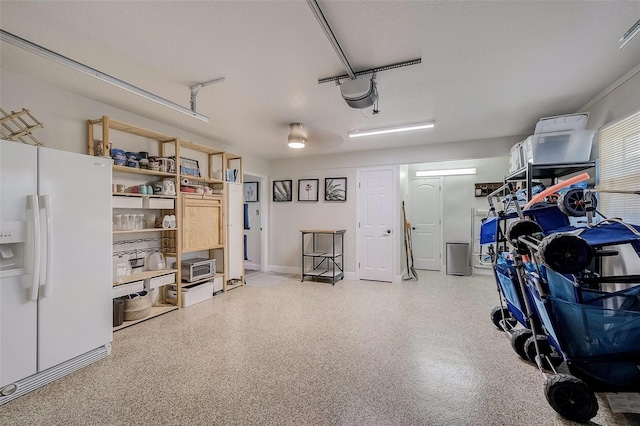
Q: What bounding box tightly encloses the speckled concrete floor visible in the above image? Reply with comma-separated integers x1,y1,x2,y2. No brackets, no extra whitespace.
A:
2,272,639,425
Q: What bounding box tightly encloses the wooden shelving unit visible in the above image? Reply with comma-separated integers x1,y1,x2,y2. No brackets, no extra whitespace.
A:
88,115,244,330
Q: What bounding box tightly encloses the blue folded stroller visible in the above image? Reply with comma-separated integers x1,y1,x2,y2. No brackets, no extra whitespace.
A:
482,184,575,363
510,192,640,422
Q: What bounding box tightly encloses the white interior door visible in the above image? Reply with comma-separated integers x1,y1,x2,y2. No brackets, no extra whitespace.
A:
357,169,395,282
410,178,442,270
0,141,38,387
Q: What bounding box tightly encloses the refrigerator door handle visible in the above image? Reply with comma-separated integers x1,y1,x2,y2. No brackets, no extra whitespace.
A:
29,195,41,301
41,195,54,298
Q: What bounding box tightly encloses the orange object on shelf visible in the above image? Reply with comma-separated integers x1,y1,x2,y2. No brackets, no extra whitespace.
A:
524,172,590,210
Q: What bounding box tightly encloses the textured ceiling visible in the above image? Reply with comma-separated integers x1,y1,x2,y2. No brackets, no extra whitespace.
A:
1,1,639,159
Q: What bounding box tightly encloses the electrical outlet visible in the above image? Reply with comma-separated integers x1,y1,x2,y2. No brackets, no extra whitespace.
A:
256,210,259,215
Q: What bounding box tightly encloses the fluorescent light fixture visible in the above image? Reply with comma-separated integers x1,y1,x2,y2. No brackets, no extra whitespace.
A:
348,121,435,138
0,29,210,122
619,18,640,49
416,168,476,177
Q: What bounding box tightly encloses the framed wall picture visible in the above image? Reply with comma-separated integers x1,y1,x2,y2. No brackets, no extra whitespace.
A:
244,181,259,202
273,180,293,202
325,177,347,201
298,179,319,201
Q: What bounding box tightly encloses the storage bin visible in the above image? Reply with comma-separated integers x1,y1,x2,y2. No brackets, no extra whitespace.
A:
122,291,152,321
534,113,589,134
168,282,214,308
148,272,176,289
112,196,143,209
144,197,175,209
531,130,595,164
113,299,124,327
508,137,533,172
112,280,144,298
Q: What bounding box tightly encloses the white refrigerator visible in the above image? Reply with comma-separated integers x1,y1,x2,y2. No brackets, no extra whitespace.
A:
0,140,112,403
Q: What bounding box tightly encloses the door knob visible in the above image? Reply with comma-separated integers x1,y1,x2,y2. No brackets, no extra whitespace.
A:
386,229,391,234
412,227,417,230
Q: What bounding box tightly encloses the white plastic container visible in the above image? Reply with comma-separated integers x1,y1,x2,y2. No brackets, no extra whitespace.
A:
144,197,174,209
531,130,595,164
148,272,176,289
112,280,144,299
167,281,214,307
534,113,589,134
112,196,143,209
508,137,533,172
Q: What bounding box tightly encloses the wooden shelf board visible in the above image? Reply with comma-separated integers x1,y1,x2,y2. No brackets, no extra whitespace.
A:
113,165,176,178
300,229,346,234
113,269,178,286
180,175,224,185
225,281,244,291
182,273,223,287
181,193,223,199
181,245,224,254
179,139,224,155
112,193,176,199
113,304,178,331
93,118,175,142
113,228,176,234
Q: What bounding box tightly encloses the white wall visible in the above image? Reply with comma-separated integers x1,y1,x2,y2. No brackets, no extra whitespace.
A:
579,64,640,133
0,69,270,176
268,167,356,274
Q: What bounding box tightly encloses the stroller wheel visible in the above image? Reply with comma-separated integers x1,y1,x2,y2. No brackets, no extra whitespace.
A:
538,233,593,274
506,220,543,254
524,335,563,368
490,306,517,330
510,328,533,361
558,189,597,217
544,374,598,423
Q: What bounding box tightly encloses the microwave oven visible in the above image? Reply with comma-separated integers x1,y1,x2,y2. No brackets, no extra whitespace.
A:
181,258,216,282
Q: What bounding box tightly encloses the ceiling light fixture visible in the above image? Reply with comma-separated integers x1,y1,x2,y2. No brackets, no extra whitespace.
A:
348,122,435,138
0,29,210,122
288,123,307,149
416,168,476,177
619,18,640,49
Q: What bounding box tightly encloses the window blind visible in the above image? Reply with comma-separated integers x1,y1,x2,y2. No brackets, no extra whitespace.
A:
599,110,640,224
